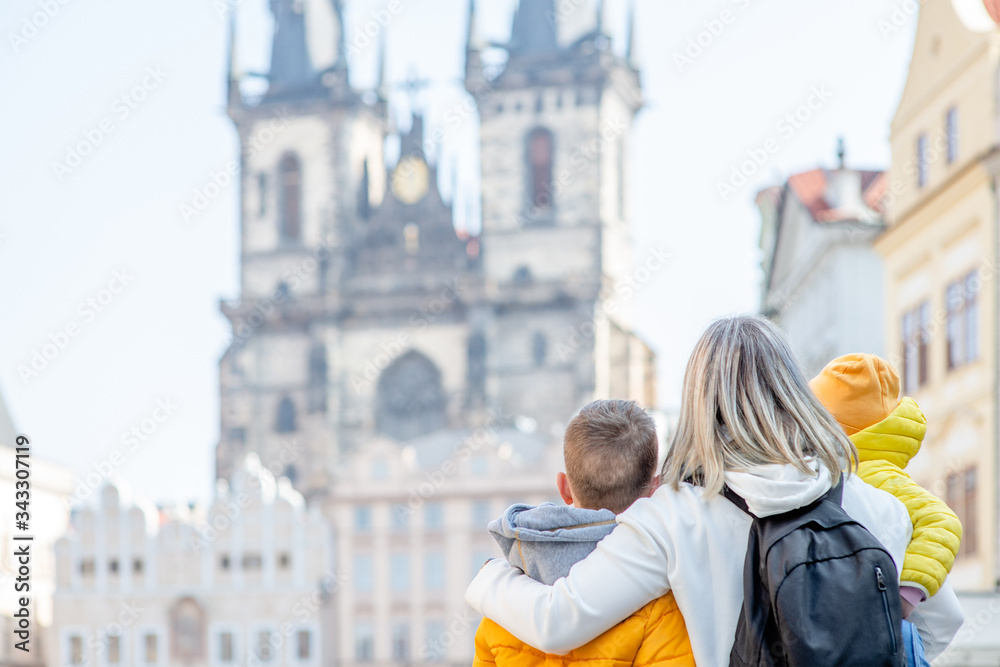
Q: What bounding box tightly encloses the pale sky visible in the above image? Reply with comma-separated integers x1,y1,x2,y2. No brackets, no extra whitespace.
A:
0,0,917,506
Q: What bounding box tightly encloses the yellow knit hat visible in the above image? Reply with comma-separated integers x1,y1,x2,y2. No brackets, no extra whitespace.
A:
809,353,901,436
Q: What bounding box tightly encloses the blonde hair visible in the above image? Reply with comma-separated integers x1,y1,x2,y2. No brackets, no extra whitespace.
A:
662,315,857,495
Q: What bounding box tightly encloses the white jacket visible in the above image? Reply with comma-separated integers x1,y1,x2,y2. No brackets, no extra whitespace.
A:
466,463,964,667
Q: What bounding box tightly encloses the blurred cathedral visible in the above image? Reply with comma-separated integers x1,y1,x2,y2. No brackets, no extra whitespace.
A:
51,1,655,665
217,0,654,663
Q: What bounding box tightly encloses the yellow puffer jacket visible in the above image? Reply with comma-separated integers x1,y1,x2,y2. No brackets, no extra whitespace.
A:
852,397,963,597
473,591,695,667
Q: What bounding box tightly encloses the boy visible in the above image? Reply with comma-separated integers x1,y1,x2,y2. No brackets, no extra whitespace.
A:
472,399,695,667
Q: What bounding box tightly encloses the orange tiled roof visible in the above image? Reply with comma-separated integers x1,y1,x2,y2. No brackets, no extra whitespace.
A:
786,168,885,223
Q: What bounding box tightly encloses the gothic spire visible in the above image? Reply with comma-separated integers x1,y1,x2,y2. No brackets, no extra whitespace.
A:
626,0,640,69
267,0,317,91
509,0,559,54
226,7,240,107
466,0,481,52
331,0,348,69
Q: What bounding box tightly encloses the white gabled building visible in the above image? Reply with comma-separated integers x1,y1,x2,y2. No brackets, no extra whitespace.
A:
51,455,331,667
0,388,75,667
757,150,888,376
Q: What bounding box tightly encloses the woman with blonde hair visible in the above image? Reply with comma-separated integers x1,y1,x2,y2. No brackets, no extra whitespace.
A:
466,315,962,666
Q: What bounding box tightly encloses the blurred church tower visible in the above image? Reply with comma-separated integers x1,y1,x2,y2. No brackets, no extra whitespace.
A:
216,0,656,662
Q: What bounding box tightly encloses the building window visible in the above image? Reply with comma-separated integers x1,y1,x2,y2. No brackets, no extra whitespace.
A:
425,551,446,591
69,635,84,665
258,172,267,217
108,558,119,574
391,505,410,532
143,633,158,664
513,266,533,284
275,396,297,433
80,558,95,576
404,222,420,255
532,332,547,367
307,344,327,414
390,553,410,592
425,620,446,662
219,554,230,571
219,631,235,662
472,500,491,527
902,302,930,393
171,597,205,661
392,622,411,662
242,553,262,569
279,153,302,241
470,455,488,476
425,502,444,531
354,505,372,532
947,467,978,557
916,133,928,188
527,127,554,211
107,634,121,664
354,554,374,593
296,630,311,660
133,558,144,574
946,107,959,164
617,138,626,220
355,621,374,662
255,630,274,662
278,552,291,569
947,271,980,370
467,332,487,405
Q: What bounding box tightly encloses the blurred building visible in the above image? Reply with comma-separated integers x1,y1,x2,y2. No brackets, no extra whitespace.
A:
51,456,330,667
877,0,1000,595
0,388,74,667
756,151,887,376
207,0,654,665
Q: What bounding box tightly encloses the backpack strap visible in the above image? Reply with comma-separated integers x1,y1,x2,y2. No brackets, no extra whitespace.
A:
823,474,846,506
722,485,754,517
724,473,845,517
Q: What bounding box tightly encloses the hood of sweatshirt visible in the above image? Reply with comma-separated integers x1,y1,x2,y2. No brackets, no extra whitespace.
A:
723,458,834,518
488,503,617,586
849,397,926,469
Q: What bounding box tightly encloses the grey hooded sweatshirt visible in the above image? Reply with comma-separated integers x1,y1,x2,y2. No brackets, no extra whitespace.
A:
488,503,617,586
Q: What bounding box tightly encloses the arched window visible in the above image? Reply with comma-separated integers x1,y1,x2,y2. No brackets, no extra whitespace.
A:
170,598,205,661
279,153,302,241
376,351,446,441
532,332,547,367
276,396,297,433
527,128,554,211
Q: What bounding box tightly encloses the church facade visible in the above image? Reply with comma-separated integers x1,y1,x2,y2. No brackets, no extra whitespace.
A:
47,1,656,665
215,0,654,663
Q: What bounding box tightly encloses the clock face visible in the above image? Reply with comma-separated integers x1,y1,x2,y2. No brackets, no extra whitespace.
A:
392,156,430,204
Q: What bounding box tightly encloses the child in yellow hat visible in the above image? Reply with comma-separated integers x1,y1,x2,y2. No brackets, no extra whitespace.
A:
810,353,963,618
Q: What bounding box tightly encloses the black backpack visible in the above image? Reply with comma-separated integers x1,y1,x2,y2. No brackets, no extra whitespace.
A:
723,475,905,667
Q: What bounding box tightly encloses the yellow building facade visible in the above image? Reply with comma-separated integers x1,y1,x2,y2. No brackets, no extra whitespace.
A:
876,0,1000,590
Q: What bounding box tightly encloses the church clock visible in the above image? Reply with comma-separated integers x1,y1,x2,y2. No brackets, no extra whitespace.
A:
391,155,430,204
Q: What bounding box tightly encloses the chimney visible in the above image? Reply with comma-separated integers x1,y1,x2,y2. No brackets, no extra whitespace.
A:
826,137,863,215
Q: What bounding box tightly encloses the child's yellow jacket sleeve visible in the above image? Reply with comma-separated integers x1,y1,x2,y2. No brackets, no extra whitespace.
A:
858,459,963,597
